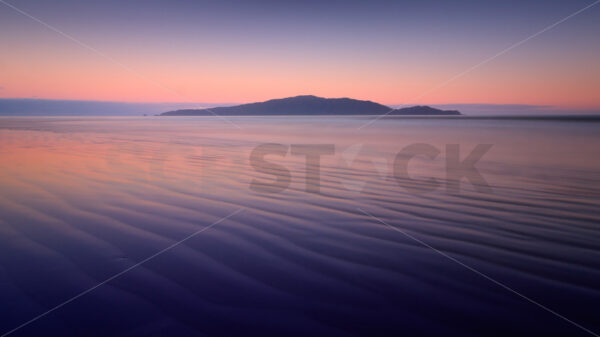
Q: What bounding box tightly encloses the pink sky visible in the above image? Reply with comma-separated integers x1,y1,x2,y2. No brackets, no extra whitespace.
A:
1,0,599,109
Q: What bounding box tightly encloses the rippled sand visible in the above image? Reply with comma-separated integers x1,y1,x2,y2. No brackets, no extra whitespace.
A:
0,116,599,336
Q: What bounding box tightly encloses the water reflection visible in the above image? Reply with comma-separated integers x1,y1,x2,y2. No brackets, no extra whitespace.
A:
0,116,599,336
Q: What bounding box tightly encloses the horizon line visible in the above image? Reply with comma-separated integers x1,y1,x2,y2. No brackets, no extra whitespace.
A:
1,96,599,111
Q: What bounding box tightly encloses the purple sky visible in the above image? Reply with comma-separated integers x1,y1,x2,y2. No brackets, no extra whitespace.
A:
1,0,599,109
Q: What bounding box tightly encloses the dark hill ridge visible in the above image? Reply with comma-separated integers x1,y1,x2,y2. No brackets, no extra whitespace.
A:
160,95,461,116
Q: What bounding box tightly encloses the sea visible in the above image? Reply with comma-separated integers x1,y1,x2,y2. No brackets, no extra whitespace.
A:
0,116,599,336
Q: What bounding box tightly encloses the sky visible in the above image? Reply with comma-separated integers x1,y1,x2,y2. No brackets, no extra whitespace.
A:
1,0,599,109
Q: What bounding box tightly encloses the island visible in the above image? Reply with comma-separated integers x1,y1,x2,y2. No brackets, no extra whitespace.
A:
160,95,461,116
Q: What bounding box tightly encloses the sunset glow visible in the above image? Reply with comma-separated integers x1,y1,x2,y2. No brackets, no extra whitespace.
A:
1,0,599,108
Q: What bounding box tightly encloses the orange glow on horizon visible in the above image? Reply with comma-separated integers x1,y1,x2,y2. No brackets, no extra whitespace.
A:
1,37,599,109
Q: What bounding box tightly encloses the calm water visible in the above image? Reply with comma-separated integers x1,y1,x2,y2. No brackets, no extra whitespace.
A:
0,116,599,336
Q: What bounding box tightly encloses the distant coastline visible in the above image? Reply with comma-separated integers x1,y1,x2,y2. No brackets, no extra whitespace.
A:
160,95,461,116
1,98,599,118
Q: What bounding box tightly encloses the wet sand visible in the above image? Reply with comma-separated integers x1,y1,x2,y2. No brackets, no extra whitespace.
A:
0,116,599,336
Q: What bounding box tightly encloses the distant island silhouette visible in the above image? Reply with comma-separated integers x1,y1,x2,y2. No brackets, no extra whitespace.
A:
160,95,461,116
